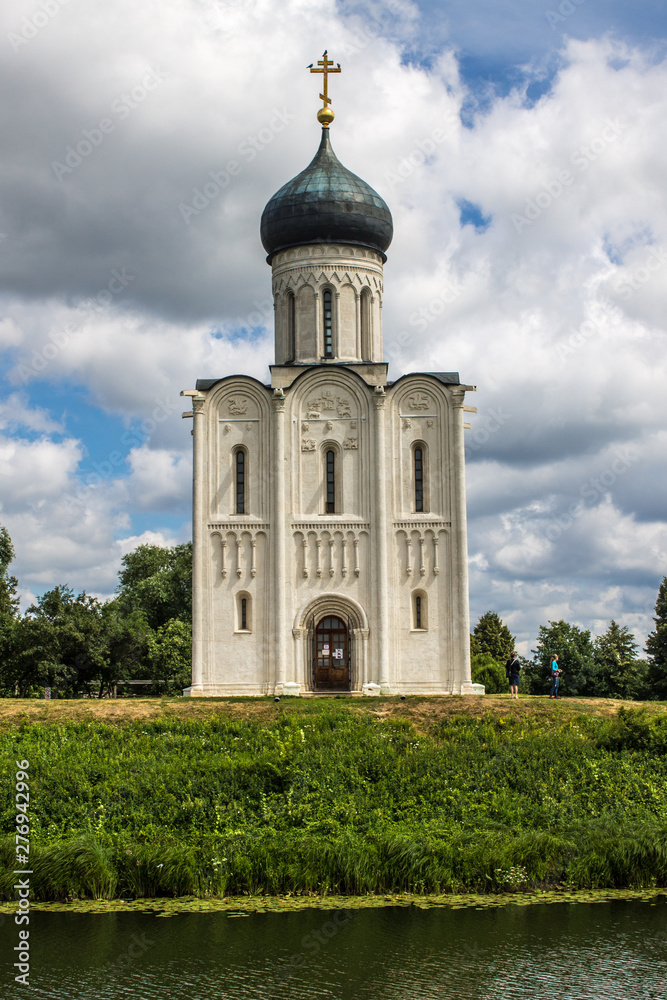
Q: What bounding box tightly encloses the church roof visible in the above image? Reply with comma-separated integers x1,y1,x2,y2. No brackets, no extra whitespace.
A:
260,128,393,262
387,372,462,386
195,371,463,392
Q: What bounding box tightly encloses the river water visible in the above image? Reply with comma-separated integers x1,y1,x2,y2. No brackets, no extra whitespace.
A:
2,900,666,999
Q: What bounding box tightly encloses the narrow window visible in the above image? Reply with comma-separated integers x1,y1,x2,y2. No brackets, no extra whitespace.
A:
323,289,333,358
236,592,252,632
412,591,428,630
326,449,335,513
287,291,296,361
235,449,245,514
414,447,423,512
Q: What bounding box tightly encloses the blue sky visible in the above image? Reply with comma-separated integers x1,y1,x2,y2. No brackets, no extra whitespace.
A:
0,0,666,652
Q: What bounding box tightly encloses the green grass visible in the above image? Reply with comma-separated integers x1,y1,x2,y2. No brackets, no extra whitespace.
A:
1,702,667,900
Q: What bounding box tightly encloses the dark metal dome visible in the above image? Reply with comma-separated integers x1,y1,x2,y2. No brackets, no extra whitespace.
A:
260,128,393,262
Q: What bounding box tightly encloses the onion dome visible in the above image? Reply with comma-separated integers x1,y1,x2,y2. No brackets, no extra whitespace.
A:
260,127,393,262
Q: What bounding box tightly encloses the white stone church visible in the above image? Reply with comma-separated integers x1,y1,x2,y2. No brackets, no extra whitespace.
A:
182,60,477,696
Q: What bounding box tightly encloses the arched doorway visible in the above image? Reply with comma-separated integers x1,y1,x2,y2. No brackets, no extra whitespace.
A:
294,593,368,693
314,615,349,690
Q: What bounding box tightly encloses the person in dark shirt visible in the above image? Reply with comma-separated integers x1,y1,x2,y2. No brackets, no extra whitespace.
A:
505,651,521,700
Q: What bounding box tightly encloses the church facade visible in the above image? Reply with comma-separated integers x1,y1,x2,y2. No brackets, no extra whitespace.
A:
183,67,477,696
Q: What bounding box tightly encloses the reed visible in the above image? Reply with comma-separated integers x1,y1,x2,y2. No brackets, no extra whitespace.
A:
1,704,666,900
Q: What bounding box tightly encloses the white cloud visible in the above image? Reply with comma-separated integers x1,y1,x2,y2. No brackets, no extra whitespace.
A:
0,393,64,434
127,446,191,510
0,317,23,348
0,435,81,507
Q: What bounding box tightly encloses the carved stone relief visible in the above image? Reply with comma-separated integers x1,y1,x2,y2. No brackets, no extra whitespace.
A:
306,391,352,418
228,397,248,415
407,392,430,411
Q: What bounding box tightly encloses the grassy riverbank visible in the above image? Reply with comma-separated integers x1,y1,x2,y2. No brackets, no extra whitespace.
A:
1,696,667,901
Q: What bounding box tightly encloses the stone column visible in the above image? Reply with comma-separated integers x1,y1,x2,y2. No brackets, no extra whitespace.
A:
288,627,303,697
373,386,390,692
375,293,383,362
272,388,287,693
190,394,207,694
354,289,361,359
334,290,341,358
361,627,369,686
450,388,473,693
273,292,281,364
314,291,321,359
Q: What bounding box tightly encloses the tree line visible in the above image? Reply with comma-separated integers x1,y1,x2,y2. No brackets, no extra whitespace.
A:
1,522,666,699
0,526,191,697
471,592,667,700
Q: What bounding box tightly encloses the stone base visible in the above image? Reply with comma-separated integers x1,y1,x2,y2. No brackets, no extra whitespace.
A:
183,682,484,697
390,684,453,695
182,684,269,697
460,682,485,696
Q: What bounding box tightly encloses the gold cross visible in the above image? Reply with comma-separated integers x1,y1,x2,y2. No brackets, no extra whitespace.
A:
308,50,341,124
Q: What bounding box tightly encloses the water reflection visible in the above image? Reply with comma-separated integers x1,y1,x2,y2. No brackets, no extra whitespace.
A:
1,900,665,999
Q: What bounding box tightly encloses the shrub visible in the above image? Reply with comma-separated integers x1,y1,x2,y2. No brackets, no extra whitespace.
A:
471,653,507,694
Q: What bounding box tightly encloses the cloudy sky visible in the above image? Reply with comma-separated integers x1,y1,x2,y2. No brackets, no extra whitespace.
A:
1,0,666,654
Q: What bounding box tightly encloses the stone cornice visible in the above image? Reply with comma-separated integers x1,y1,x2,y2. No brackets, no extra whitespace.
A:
209,523,269,531
292,522,370,531
272,244,384,267
394,521,451,530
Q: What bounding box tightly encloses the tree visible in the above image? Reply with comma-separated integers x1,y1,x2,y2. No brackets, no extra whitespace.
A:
594,620,648,700
1,616,59,697
5,588,153,698
512,655,539,694
646,577,667,700
470,652,506,694
0,535,188,698
531,620,597,697
116,542,192,629
148,618,192,694
24,586,108,696
472,612,515,664
0,525,19,619
97,600,152,698
0,526,20,693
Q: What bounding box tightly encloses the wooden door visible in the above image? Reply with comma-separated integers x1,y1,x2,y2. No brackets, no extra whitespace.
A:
315,616,349,690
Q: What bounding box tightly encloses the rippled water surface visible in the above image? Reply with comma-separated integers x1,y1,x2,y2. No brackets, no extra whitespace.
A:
2,900,666,999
